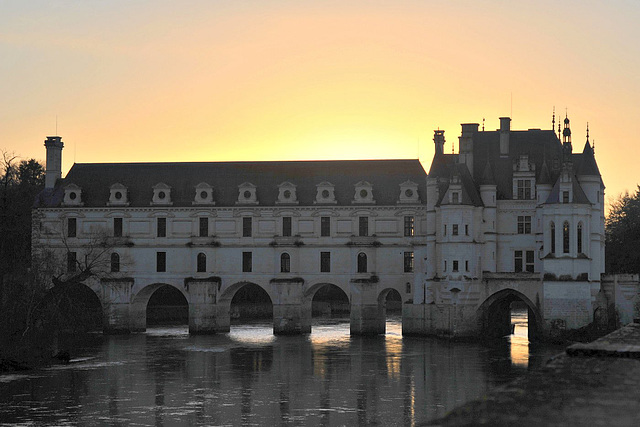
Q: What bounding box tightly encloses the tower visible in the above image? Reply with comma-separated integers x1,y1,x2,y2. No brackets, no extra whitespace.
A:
562,113,572,157
44,136,64,189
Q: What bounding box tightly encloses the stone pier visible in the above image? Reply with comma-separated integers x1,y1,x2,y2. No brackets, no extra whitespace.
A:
101,278,134,334
350,279,385,335
185,277,220,334
271,279,305,335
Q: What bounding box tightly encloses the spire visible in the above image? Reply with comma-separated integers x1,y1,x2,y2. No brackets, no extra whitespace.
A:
480,161,496,185
552,106,555,131
538,159,552,185
586,122,590,145
562,111,572,157
577,126,600,176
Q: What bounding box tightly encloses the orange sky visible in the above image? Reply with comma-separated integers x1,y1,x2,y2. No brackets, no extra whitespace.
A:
2,1,639,205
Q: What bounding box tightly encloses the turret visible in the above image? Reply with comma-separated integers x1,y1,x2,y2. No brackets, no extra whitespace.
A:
44,136,64,189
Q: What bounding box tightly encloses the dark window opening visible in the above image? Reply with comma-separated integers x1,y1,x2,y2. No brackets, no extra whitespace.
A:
67,218,76,238
197,253,206,272
280,253,290,273
283,217,292,237
357,252,367,273
321,216,330,237
563,222,570,253
404,251,414,273
550,222,556,254
242,252,252,272
359,217,368,237
110,253,120,272
199,217,208,237
114,217,123,237
452,224,459,235
320,252,331,272
67,251,77,272
452,260,459,272
157,218,166,238
156,252,166,272
242,217,252,237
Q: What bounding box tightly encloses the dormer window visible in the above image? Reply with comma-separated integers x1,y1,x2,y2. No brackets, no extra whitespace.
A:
277,182,298,205
516,179,533,200
193,182,214,205
237,182,258,205
315,181,337,204
151,183,172,206
62,184,83,206
108,183,129,206
451,191,460,204
398,180,419,204
353,181,374,204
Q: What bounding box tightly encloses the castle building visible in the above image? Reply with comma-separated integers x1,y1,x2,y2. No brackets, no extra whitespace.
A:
34,114,619,338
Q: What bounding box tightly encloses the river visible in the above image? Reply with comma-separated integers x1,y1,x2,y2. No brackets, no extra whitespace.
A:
0,312,561,426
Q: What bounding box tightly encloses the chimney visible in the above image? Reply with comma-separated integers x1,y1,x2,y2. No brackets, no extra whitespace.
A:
459,123,478,175
434,130,445,155
499,117,510,157
44,136,64,188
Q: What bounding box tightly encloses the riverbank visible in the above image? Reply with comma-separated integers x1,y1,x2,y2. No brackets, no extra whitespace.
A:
426,323,640,426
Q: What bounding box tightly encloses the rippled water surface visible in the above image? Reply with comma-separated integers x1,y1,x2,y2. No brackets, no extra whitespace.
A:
0,314,560,426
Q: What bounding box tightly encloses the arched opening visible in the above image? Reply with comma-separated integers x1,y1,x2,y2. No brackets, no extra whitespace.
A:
377,288,403,335
146,285,189,327
197,253,206,273
41,283,103,333
357,252,367,273
229,283,273,324
280,253,290,273
563,221,570,254
477,289,541,342
311,284,350,319
550,221,556,254
577,222,583,254
110,253,120,273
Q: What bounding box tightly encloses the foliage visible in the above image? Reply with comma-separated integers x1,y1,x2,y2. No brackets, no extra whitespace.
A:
606,186,640,273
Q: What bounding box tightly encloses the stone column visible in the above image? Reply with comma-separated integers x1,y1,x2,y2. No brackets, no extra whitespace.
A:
101,278,134,334
271,279,305,335
186,277,220,334
350,279,384,335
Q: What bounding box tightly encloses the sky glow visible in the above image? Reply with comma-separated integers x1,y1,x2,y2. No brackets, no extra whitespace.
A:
2,0,639,204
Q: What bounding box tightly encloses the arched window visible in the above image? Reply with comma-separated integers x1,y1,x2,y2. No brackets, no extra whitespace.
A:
357,252,368,273
577,222,583,254
550,222,556,254
197,252,206,272
110,253,120,273
280,253,290,273
563,221,570,254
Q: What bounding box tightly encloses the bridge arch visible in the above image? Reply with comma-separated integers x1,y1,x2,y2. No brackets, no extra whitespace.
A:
41,281,104,332
477,288,542,340
130,283,189,332
217,281,273,331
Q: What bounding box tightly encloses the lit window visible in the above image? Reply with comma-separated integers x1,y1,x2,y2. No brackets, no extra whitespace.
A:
404,216,415,237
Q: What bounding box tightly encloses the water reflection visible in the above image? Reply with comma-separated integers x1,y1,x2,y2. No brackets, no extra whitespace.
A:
0,317,561,426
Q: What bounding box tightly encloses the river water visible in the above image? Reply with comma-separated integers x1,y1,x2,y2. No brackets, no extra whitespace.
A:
0,313,560,426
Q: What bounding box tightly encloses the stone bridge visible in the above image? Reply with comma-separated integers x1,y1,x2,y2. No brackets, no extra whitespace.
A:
75,274,410,335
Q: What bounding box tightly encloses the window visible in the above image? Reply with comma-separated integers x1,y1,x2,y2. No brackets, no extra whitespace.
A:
242,217,252,237
517,216,532,234
452,192,460,204
114,218,123,237
443,224,447,235
404,252,414,273
359,217,368,237
563,221,570,253
452,260,459,272
517,179,532,200
199,217,208,237
320,252,331,272
67,218,76,238
242,252,252,272
111,253,120,273
357,252,367,273
562,191,570,203
406,282,411,294
452,224,459,236
526,250,534,272
515,250,535,272
282,217,292,237
197,253,206,272
67,251,76,272
444,260,447,272
577,222,583,253
465,224,469,236
157,217,166,238
156,252,166,272
321,217,330,237
465,260,469,271
550,222,556,254
280,253,290,273
404,216,415,237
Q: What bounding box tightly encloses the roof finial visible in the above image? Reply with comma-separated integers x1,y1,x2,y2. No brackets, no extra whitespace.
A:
586,122,590,144
451,138,454,154
482,117,485,131
552,106,555,131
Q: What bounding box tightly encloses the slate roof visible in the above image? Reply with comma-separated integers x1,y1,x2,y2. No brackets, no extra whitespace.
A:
35,159,427,208
427,128,602,204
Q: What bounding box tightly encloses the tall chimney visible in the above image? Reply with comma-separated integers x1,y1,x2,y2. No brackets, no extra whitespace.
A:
44,136,64,188
434,130,445,155
499,117,511,157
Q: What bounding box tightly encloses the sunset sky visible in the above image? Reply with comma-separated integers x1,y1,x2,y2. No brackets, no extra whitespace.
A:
2,1,639,205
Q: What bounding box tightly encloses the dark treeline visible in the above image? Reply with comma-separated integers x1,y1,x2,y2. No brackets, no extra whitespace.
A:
605,186,640,274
